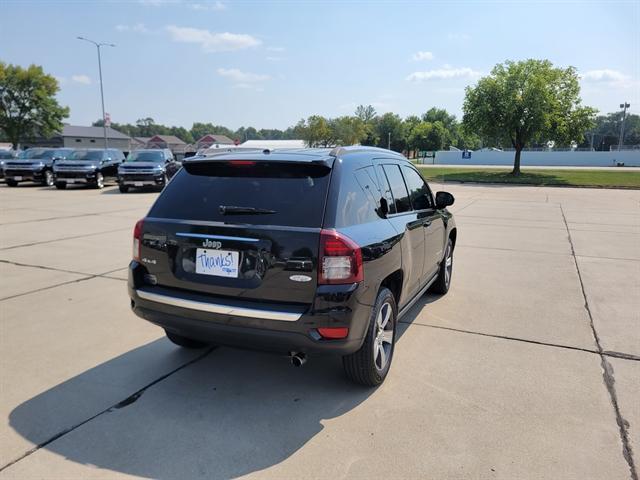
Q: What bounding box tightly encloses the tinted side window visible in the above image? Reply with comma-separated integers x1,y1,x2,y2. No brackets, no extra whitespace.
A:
375,164,396,215
335,166,382,227
401,166,432,210
382,164,411,213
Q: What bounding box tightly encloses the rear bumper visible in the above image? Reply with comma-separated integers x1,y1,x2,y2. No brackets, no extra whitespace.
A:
128,261,372,355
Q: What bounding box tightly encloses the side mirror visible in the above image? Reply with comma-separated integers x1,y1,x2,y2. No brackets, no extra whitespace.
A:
378,197,389,218
435,191,455,209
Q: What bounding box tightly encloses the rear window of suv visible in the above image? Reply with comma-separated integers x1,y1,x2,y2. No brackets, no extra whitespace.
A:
149,161,331,228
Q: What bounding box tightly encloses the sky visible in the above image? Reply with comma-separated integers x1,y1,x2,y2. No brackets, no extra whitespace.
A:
2,0,639,130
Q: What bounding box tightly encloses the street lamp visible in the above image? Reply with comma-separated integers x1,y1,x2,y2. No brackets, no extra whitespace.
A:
618,102,631,151
77,36,115,149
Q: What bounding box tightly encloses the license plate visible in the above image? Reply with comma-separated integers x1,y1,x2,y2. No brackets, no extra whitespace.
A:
195,248,239,278
13,176,22,181
134,182,143,187
67,179,75,183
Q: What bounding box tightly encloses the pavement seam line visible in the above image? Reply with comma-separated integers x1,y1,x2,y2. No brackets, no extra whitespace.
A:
0,261,128,301
560,204,638,480
398,320,639,362
0,227,131,251
0,207,143,226
0,347,216,473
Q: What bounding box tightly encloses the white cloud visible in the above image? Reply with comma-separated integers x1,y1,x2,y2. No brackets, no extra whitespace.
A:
411,51,434,62
116,23,149,33
166,25,261,52
217,68,270,83
580,69,631,84
71,74,91,85
406,67,481,82
189,1,226,10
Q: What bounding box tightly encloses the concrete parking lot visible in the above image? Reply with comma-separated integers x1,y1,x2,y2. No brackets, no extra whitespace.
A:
0,181,638,479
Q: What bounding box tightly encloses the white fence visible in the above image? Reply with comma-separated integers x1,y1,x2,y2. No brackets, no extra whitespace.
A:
431,150,640,167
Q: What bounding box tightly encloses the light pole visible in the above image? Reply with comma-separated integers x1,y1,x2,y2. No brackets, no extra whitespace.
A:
618,102,630,151
77,36,115,149
387,132,391,150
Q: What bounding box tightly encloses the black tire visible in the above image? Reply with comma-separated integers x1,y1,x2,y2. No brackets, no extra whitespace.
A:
430,238,453,295
55,182,67,190
118,184,129,193
94,172,104,189
343,287,397,386
42,170,54,187
6,179,18,187
165,330,210,349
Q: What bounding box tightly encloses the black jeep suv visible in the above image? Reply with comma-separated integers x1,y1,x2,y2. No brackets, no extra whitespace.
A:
128,147,456,385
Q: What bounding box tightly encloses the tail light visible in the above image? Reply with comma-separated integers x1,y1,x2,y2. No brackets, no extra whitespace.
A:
317,327,349,339
133,219,144,261
318,229,363,284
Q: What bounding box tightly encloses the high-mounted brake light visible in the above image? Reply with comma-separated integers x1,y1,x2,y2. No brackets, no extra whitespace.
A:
133,219,144,261
318,229,363,285
228,160,257,166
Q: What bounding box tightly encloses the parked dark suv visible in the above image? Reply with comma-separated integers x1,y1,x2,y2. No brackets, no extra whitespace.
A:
53,148,126,189
127,147,456,385
4,148,74,187
117,149,178,193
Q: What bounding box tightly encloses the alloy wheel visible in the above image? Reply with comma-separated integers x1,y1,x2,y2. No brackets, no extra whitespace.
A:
444,244,453,287
373,302,394,371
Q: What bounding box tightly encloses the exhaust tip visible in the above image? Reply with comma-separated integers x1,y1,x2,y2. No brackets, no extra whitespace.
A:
290,352,307,367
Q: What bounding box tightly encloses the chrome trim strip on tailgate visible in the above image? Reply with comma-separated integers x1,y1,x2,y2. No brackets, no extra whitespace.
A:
136,289,302,322
175,232,260,242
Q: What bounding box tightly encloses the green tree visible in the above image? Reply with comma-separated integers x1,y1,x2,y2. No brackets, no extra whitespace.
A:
331,116,367,145
299,115,332,147
355,105,379,146
580,112,640,150
464,59,596,174
376,112,406,151
0,62,69,149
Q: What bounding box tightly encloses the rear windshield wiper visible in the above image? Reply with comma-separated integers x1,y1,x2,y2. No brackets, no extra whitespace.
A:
219,205,277,215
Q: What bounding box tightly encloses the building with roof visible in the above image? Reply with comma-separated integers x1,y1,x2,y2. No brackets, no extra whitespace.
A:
27,125,132,151
196,134,235,149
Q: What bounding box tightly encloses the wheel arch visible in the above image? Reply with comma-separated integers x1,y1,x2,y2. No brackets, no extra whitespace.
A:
379,269,403,308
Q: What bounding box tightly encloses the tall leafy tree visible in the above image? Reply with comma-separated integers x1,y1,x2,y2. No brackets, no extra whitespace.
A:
375,112,407,152
0,62,69,149
463,59,596,174
331,116,367,145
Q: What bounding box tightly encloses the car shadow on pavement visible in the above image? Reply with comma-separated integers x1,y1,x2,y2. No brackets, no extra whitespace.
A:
8,335,384,479
7,290,442,479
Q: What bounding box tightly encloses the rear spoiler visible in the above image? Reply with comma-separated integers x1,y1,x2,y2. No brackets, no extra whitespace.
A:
182,151,334,168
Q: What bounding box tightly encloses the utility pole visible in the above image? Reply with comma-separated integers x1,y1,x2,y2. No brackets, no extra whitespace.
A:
77,36,115,149
618,102,630,151
387,132,391,150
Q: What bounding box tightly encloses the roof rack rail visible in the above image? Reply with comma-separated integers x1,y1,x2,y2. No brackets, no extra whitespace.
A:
329,145,406,159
